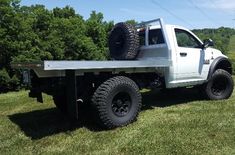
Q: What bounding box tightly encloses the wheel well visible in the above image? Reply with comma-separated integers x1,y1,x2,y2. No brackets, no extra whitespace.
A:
208,57,232,80
89,72,163,91
214,60,232,75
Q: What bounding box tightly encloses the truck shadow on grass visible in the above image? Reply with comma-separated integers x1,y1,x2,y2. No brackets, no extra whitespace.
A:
8,88,205,140
8,105,99,140
141,88,205,110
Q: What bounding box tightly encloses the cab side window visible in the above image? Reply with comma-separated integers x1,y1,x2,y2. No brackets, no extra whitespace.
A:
175,29,201,48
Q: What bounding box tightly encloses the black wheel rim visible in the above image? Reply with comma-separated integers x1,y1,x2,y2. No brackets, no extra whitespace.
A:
111,92,132,117
211,76,228,96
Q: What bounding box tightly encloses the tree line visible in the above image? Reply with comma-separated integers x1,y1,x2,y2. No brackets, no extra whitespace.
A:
0,0,113,92
0,0,235,93
192,28,235,53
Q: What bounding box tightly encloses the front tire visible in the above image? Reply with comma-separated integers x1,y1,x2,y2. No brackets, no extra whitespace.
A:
204,69,234,100
92,76,142,129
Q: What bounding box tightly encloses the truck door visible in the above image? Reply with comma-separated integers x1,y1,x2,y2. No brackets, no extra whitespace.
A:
174,28,204,81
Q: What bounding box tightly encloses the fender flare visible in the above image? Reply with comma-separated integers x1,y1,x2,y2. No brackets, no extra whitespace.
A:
207,56,232,80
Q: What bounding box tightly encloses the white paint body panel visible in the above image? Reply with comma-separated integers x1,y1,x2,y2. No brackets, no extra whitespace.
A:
163,25,225,88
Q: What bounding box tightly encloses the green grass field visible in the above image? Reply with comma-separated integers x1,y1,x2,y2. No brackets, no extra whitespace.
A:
0,87,235,154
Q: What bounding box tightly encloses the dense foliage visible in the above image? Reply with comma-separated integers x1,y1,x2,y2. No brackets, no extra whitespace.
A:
0,0,113,92
0,0,235,92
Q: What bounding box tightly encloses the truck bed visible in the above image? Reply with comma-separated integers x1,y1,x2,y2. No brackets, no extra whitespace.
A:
12,58,171,77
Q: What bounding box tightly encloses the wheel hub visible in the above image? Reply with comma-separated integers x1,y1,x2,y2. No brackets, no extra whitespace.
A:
111,92,131,117
211,76,227,96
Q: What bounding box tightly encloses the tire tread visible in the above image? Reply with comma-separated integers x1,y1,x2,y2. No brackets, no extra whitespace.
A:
91,76,142,129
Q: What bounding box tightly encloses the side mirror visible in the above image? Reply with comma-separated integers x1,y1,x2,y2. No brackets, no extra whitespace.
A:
203,39,214,48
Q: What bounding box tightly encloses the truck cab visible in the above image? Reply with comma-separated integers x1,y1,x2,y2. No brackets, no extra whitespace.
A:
136,21,231,88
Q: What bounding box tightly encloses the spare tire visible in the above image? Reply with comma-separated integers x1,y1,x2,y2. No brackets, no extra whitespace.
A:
109,22,139,60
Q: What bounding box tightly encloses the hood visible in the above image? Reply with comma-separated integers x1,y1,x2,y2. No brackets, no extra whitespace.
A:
207,47,227,59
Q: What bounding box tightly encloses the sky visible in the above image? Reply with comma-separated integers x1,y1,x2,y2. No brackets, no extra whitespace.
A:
20,0,235,29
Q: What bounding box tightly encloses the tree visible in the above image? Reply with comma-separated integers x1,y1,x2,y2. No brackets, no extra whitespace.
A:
125,19,138,25
0,0,21,69
53,6,76,18
193,27,235,54
85,11,109,60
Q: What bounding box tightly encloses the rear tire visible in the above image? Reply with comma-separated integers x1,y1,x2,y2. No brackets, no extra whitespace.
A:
108,22,139,60
204,69,234,100
92,76,142,129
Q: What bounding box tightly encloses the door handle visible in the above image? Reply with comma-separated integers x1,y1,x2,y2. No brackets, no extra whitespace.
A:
180,52,187,56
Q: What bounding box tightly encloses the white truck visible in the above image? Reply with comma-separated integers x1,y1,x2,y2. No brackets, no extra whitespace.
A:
12,18,234,129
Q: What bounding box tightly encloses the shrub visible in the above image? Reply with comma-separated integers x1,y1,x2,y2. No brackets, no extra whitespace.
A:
0,69,21,93
9,74,20,91
0,69,11,92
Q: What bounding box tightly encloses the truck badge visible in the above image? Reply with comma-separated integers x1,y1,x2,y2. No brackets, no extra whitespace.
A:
204,59,210,64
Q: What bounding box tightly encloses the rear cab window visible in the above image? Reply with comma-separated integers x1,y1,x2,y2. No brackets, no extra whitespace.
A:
139,29,165,46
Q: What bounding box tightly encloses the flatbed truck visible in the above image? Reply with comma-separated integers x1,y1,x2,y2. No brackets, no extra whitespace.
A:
12,18,234,129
